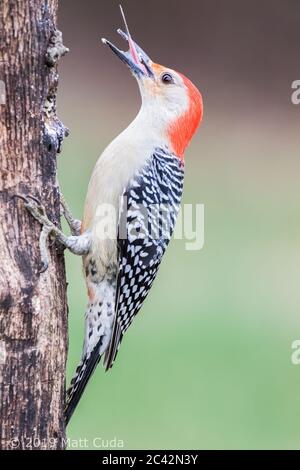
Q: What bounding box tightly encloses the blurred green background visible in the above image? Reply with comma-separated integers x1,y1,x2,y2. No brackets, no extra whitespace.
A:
57,0,300,449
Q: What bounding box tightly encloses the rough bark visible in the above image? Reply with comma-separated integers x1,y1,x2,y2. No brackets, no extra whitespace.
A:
0,0,69,450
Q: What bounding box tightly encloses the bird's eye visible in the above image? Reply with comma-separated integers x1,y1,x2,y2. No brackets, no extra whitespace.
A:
161,73,174,84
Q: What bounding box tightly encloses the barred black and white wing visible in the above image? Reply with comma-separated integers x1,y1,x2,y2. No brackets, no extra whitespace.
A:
104,149,184,369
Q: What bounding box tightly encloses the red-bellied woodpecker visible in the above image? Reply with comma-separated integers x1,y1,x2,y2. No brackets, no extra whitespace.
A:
22,6,203,424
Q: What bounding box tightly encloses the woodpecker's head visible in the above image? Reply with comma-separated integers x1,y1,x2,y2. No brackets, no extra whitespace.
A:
102,6,203,159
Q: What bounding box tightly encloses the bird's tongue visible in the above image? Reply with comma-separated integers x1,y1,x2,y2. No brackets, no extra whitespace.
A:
120,5,147,74
128,35,140,65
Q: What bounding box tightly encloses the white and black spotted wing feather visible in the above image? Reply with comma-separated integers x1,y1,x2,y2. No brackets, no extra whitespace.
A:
104,149,184,369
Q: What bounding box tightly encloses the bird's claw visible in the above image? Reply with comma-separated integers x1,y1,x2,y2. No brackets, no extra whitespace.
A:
39,261,49,274
13,193,47,221
13,193,54,273
24,198,51,228
13,193,41,205
38,225,53,273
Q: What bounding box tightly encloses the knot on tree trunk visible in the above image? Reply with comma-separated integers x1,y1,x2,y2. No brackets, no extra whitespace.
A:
44,31,69,155
45,29,69,67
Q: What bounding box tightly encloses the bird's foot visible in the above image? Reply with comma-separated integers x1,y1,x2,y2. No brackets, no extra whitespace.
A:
60,193,82,236
13,194,56,272
14,193,91,267
23,196,53,230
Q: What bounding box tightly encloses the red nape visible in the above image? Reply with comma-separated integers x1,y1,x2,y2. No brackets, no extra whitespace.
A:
168,74,203,160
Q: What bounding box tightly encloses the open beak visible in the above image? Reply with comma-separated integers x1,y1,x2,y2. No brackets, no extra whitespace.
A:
101,5,154,79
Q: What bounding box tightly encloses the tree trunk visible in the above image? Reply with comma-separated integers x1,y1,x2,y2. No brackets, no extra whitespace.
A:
0,0,69,450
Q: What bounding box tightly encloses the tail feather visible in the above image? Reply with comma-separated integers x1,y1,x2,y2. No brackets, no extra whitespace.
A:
65,274,116,424
65,344,102,425
103,321,123,370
